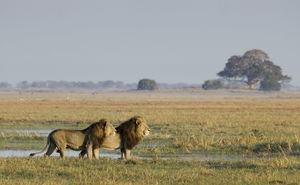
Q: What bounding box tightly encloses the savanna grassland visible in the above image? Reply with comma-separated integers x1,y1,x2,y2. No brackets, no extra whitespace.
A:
1,157,300,185
0,89,300,185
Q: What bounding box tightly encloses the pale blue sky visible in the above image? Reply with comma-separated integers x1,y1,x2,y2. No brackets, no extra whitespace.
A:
1,0,300,85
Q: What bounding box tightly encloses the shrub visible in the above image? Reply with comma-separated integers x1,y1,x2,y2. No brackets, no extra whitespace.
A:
137,79,158,90
253,142,291,153
260,78,281,91
202,80,223,90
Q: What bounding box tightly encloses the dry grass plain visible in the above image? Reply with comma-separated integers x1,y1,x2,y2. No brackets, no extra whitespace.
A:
0,89,300,184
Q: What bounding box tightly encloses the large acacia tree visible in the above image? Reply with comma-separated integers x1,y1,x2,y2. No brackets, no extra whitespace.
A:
218,49,291,89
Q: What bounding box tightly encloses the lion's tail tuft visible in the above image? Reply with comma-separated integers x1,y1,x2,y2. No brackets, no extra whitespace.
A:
29,135,50,157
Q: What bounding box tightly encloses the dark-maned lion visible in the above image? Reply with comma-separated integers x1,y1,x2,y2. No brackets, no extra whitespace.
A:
29,119,116,158
100,116,150,160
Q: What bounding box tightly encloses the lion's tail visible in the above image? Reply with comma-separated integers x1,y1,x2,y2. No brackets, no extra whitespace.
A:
29,135,50,157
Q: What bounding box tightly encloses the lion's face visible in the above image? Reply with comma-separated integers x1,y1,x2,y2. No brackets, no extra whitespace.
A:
135,117,150,137
99,119,116,137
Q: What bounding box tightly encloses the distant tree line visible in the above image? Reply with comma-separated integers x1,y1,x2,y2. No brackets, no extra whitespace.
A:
0,80,137,90
158,83,201,89
0,49,292,92
0,82,12,88
0,80,201,90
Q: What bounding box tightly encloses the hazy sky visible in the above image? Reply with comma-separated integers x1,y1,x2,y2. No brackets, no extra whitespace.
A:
1,0,300,85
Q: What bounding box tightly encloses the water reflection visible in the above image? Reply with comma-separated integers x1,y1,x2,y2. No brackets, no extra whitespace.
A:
0,149,120,158
0,149,261,161
2,129,51,136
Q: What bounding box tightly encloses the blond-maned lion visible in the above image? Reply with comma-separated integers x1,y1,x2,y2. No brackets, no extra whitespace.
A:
87,116,150,160
29,119,116,158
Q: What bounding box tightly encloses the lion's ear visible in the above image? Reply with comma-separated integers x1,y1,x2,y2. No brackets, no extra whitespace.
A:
135,119,141,125
100,119,109,126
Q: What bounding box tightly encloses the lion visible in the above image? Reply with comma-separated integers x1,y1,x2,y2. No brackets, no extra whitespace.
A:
80,116,150,160
29,119,116,158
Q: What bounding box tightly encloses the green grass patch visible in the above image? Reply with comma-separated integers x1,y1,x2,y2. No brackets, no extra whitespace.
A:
0,157,299,185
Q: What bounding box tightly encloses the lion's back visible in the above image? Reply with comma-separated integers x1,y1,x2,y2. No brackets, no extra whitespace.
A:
51,129,86,146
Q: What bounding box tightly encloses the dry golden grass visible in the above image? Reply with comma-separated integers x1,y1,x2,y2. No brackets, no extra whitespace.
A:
0,90,300,185
0,90,300,155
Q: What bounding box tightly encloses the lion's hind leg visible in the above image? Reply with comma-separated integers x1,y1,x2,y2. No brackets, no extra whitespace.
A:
44,142,57,157
79,150,87,159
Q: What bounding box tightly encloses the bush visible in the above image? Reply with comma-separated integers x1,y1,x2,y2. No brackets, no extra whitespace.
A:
202,80,223,90
260,78,281,91
253,142,291,153
137,79,158,90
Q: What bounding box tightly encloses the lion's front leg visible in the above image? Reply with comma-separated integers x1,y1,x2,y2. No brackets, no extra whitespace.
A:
120,148,125,159
121,148,131,160
87,144,93,160
124,149,131,160
58,149,65,158
93,148,100,159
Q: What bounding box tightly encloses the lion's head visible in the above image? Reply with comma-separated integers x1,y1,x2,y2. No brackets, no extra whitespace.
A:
88,119,116,148
117,116,150,150
97,119,116,137
134,116,150,137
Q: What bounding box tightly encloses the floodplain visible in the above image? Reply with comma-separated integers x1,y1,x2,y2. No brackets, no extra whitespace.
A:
0,89,300,185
